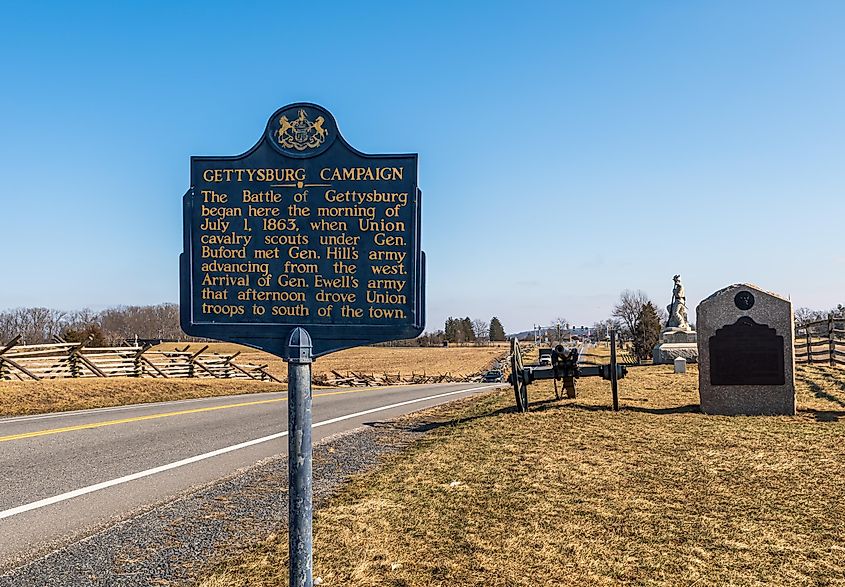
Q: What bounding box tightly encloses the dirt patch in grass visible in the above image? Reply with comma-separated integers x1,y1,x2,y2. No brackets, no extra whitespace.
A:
198,363,845,586
0,378,282,417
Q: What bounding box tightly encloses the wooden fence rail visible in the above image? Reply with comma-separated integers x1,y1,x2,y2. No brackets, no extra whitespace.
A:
0,336,281,383
313,352,511,387
795,314,845,367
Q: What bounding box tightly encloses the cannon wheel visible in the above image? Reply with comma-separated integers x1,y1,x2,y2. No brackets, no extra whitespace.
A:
510,338,528,412
553,378,561,400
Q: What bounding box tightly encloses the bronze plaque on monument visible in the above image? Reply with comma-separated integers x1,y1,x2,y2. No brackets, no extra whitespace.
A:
708,317,785,386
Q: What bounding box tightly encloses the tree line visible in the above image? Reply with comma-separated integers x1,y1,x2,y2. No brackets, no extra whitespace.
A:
0,304,511,349
0,304,185,346
388,316,506,347
795,304,845,325
443,316,506,344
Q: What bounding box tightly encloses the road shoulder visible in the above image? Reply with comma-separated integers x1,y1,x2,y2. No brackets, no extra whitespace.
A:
0,391,497,586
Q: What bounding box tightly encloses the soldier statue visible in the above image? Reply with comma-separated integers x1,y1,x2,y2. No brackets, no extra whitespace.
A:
666,274,689,330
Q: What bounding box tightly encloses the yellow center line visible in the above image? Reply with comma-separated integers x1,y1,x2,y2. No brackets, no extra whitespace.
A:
0,386,399,443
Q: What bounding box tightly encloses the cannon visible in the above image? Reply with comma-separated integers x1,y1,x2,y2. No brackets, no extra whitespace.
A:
508,335,628,412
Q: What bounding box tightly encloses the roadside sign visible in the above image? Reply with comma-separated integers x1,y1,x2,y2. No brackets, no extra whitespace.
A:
179,103,425,587
180,102,425,357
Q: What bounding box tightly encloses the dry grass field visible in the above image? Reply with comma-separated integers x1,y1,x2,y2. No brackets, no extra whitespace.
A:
0,378,280,417
0,344,507,417
199,361,845,587
152,342,508,381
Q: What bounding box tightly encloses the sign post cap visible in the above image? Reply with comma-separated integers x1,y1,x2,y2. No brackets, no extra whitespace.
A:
287,327,313,364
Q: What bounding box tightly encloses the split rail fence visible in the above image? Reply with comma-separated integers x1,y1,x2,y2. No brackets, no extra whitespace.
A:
795,315,845,367
313,369,497,387
0,336,280,382
312,352,513,387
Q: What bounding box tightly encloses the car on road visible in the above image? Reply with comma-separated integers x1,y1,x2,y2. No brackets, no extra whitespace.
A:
482,369,504,383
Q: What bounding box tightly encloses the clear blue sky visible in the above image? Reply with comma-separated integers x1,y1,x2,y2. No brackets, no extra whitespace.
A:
1,0,843,334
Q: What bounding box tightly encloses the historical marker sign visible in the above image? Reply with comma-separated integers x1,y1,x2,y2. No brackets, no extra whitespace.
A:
179,103,425,357
180,103,425,586
696,283,795,416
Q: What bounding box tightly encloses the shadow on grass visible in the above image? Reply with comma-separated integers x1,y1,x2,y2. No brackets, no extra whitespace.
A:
361,404,519,434
799,376,845,409
625,404,701,415
511,398,701,416
362,388,704,437
798,408,845,422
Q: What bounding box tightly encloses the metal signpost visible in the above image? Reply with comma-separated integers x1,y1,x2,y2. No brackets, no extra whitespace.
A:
287,327,313,585
609,329,619,412
180,103,425,587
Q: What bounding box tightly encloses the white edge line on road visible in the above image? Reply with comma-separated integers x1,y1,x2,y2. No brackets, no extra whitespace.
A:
0,393,288,425
0,385,495,521
0,381,466,425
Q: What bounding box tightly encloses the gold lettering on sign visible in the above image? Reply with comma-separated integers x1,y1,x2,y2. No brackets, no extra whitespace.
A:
320,167,403,181
195,162,414,324
202,168,306,183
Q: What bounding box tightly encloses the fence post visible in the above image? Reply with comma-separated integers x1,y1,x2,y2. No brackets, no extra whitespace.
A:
69,346,80,378
806,331,812,364
0,336,21,381
829,313,835,367
134,347,145,377
610,329,619,412
66,337,91,378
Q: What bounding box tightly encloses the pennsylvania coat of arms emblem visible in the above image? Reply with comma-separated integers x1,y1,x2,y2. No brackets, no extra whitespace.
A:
276,109,328,151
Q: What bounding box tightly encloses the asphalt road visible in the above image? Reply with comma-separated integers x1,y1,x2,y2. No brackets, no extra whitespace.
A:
0,382,497,569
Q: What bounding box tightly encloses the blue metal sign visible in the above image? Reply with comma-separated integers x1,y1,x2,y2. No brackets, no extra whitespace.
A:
180,103,425,357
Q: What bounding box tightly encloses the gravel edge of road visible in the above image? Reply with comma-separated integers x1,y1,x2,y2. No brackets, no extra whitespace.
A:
0,392,495,586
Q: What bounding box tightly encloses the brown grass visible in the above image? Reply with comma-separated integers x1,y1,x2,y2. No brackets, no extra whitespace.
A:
311,345,508,379
0,378,281,417
199,362,845,586
0,344,507,417
152,342,508,381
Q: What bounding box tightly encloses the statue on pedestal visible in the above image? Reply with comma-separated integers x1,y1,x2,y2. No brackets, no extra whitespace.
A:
652,274,698,364
666,274,689,331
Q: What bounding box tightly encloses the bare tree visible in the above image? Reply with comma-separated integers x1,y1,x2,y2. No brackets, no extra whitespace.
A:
547,317,568,344
63,308,99,331
0,311,15,343
0,307,68,344
592,320,609,341
99,303,183,344
795,307,826,326
592,318,624,342
612,289,651,339
471,319,489,344
0,303,187,346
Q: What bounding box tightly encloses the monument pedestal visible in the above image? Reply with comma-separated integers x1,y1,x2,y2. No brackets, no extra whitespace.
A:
652,327,698,364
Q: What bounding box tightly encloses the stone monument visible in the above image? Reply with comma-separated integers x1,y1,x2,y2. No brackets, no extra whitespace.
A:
652,275,698,364
696,283,795,415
